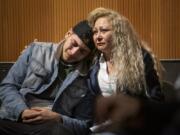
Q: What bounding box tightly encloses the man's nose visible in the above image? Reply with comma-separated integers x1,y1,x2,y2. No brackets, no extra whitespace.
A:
71,47,80,55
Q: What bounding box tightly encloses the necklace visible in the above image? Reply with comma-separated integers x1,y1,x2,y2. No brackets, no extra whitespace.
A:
59,59,78,68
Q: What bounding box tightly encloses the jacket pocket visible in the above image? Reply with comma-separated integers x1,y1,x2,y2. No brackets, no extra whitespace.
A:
22,60,50,90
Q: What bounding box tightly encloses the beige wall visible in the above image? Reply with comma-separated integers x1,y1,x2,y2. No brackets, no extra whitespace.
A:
0,0,180,61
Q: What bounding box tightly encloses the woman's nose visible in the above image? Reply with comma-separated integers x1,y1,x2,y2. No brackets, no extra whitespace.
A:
94,31,102,40
97,31,102,37
96,34,103,41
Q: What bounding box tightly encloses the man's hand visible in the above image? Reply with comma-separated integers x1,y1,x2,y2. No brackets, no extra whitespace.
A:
21,107,62,124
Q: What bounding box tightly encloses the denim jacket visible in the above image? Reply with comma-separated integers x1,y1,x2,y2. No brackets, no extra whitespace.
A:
0,42,94,135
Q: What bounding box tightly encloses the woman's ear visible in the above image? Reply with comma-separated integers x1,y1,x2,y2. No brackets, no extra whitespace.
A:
65,28,73,38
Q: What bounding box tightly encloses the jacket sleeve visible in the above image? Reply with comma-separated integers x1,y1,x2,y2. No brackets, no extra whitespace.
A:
143,49,164,101
61,89,94,135
0,44,34,121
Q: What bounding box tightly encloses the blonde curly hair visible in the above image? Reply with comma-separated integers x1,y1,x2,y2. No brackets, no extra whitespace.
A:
88,7,162,95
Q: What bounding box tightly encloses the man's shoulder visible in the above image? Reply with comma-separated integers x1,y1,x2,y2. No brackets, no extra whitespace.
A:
31,41,59,48
28,41,59,53
27,42,60,60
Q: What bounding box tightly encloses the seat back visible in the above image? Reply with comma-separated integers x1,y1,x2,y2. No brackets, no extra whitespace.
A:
161,80,177,102
0,62,14,83
161,59,180,84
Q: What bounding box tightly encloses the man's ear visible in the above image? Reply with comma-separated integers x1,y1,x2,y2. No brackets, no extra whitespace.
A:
65,28,73,38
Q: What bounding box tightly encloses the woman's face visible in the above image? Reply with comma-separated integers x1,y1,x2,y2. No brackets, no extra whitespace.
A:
93,17,113,54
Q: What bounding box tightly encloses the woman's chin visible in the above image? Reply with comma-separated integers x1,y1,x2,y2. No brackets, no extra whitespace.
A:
97,47,108,53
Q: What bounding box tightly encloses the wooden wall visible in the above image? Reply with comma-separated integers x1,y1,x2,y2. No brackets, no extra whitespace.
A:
0,0,180,61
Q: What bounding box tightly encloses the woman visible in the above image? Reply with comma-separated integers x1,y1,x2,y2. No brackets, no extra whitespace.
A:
87,7,164,101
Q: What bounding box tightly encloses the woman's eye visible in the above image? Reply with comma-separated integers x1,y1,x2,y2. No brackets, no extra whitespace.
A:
101,29,110,32
93,28,111,35
93,30,98,34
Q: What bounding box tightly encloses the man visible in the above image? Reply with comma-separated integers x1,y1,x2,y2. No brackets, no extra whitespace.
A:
0,20,95,135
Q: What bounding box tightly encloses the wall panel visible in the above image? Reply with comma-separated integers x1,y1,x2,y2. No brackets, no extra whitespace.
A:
0,0,179,61
0,0,2,60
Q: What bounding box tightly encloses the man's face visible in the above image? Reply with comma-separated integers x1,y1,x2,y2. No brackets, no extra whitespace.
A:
62,32,91,63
